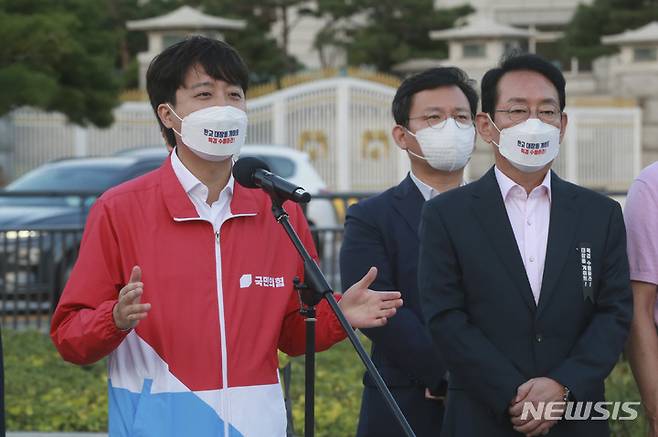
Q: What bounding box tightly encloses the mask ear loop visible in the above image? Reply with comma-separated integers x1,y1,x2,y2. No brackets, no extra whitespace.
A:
398,125,429,162
166,103,183,137
486,113,503,148
406,149,427,161
402,125,417,138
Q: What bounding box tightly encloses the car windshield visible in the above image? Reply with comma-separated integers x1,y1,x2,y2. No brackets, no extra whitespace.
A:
0,165,124,207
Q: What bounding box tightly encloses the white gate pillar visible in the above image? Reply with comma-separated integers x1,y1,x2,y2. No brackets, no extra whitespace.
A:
73,125,88,157
633,107,642,177
565,111,578,184
336,81,351,191
273,98,287,146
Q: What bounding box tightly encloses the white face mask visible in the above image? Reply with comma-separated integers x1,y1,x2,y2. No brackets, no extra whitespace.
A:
489,115,561,173
405,118,475,172
168,104,248,162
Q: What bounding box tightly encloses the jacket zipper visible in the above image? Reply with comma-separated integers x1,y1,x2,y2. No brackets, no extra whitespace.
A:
174,213,256,432
215,228,230,436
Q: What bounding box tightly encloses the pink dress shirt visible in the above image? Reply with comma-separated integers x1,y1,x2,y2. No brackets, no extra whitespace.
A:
494,167,552,304
624,161,658,324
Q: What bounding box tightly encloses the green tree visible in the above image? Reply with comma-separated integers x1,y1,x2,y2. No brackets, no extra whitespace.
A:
0,0,120,127
561,0,658,67
200,0,305,84
99,0,304,89
314,0,472,73
107,0,190,89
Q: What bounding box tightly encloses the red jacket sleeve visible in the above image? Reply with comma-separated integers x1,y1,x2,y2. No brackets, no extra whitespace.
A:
50,198,129,364
277,203,347,356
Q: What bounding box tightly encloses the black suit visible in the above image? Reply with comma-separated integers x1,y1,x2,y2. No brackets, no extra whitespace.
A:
341,175,446,437
418,168,632,437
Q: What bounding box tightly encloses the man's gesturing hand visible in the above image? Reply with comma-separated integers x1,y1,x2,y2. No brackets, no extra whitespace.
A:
339,266,403,328
113,266,151,331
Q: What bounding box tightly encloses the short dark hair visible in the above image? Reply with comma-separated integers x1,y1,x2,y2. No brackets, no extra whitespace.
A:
146,36,249,148
392,67,478,128
481,53,566,119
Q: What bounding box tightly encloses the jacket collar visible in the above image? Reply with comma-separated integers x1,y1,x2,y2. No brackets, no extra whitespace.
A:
392,174,425,236
159,156,260,221
537,171,579,315
471,167,537,311
494,165,552,203
470,167,579,313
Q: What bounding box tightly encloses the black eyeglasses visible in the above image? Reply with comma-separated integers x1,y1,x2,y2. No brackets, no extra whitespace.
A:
407,111,474,130
495,104,561,123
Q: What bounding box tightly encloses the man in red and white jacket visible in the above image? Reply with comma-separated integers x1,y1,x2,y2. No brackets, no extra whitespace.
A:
50,36,402,437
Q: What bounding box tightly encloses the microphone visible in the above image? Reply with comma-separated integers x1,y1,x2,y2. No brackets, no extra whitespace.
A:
233,156,311,204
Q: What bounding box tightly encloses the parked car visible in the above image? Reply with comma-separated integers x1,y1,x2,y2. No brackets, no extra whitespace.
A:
238,146,339,271
0,153,167,313
0,154,167,227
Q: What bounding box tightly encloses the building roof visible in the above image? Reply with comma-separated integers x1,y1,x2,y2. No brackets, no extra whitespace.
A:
602,21,658,45
430,15,533,40
126,5,246,31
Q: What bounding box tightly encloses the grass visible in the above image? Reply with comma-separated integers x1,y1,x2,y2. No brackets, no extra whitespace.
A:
2,329,650,436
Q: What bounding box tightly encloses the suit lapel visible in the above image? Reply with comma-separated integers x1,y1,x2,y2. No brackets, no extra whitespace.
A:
392,174,425,237
536,172,580,315
471,168,537,312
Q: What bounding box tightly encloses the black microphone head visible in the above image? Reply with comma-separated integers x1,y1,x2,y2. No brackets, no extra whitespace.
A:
233,156,271,189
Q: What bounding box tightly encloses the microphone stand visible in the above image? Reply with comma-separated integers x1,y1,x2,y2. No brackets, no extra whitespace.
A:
265,188,416,437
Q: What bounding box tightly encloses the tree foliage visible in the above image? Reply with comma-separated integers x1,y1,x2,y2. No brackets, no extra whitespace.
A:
314,0,473,73
0,0,304,126
106,0,191,88
115,0,305,84
0,0,472,125
192,0,305,83
561,0,658,65
0,0,120,127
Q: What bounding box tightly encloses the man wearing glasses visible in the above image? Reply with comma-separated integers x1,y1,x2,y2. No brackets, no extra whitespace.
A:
340,67,478,436
418,54,632,436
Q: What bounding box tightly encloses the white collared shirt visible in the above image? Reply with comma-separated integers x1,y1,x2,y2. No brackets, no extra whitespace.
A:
494,166,552,304
170,149,234,230
410,171,440,201
410,171,465,201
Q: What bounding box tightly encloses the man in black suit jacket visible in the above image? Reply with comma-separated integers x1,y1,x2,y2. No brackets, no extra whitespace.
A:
341,67,478,436
418,54,632,437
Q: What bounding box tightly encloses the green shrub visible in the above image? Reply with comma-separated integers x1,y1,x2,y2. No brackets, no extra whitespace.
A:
287,340,650,436
607,359,648,437
2,329,650,436
4,329,107,431
283,336,368,437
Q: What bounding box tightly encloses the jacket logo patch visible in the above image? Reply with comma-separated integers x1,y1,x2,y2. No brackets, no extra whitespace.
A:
255,276,285,288
240,275,286,288
240,274,253,288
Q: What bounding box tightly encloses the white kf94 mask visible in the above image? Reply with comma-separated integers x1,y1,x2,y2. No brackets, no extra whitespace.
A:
489,115,561,173
405,118,475,172
168,104,248,162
